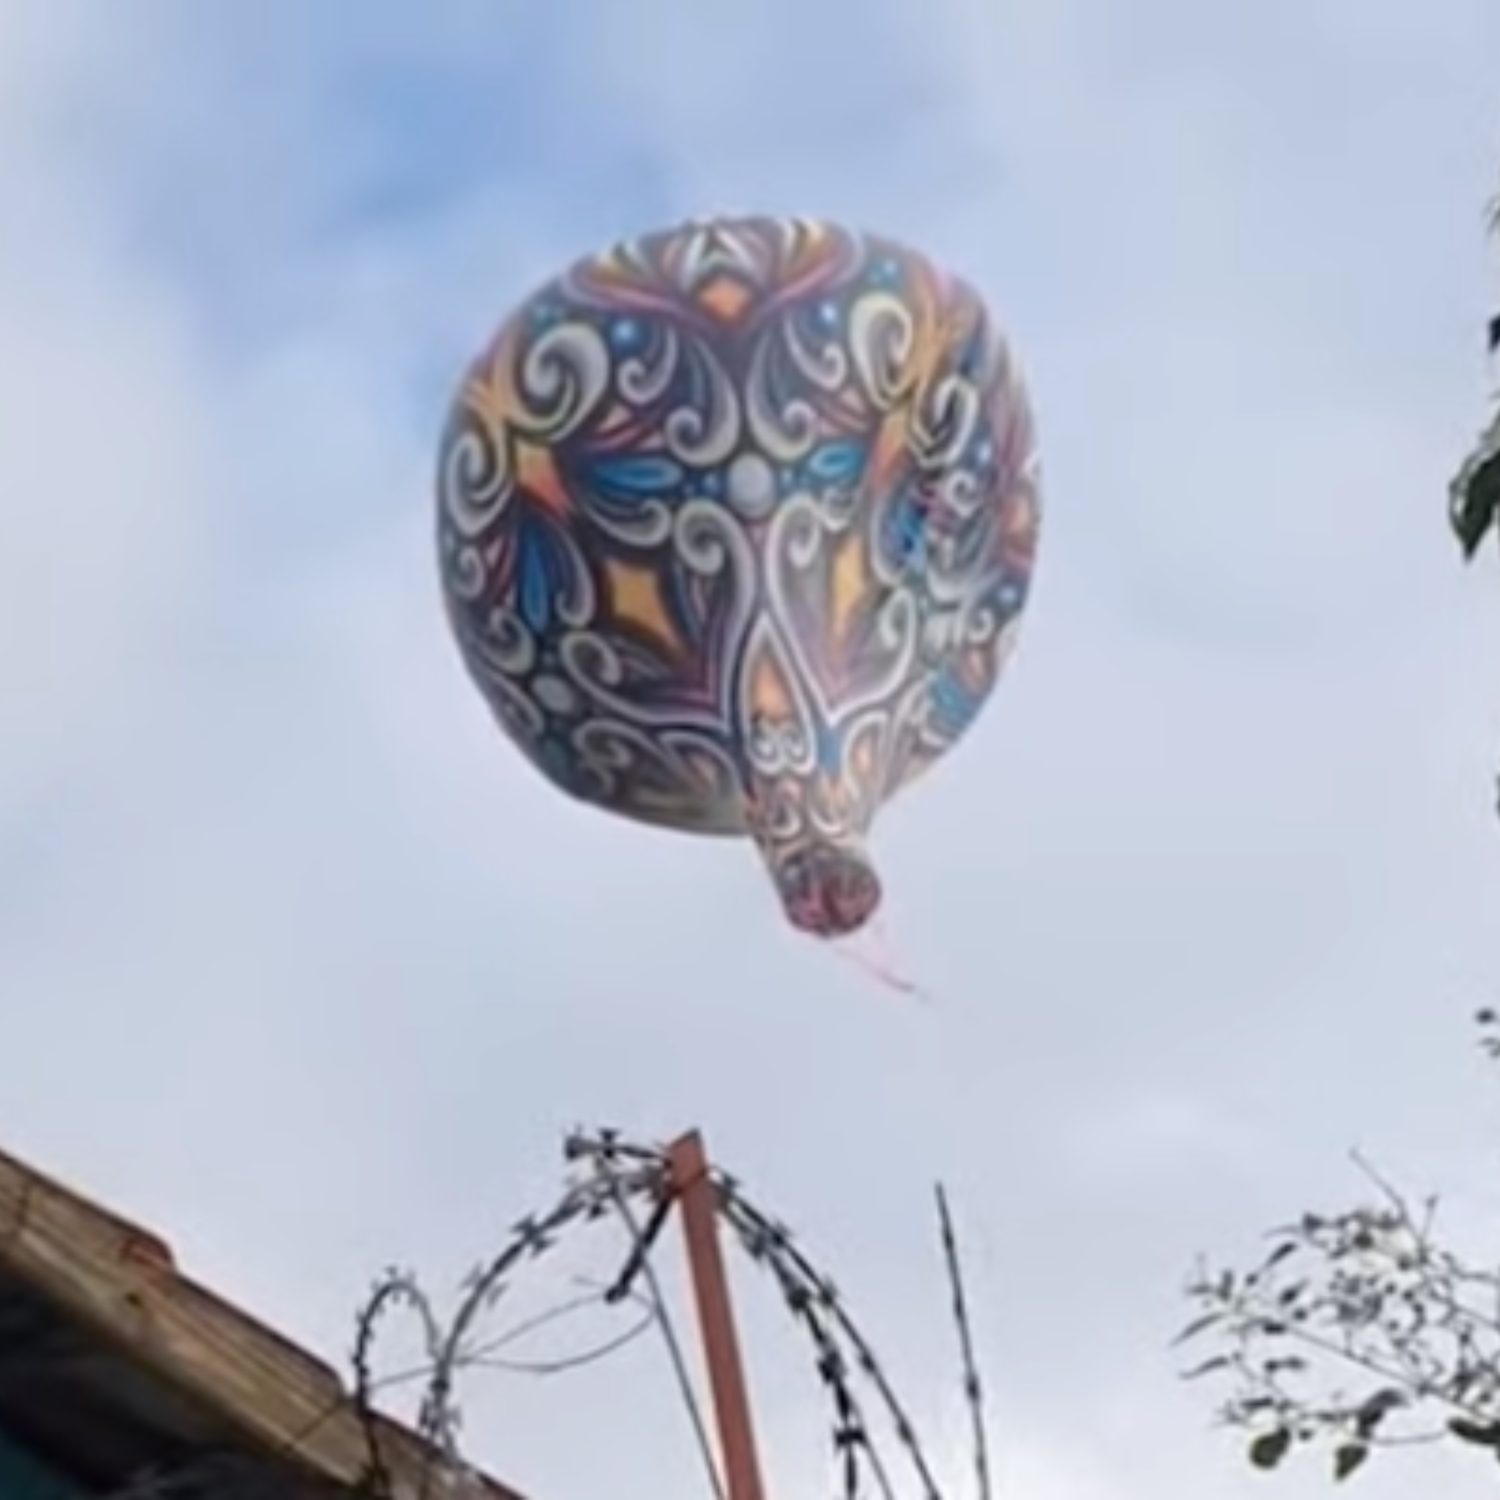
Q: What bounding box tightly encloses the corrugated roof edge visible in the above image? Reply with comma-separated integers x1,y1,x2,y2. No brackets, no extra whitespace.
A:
0,1144,527,1500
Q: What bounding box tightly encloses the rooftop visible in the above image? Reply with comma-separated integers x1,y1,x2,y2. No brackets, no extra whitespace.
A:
0,1144,526,1500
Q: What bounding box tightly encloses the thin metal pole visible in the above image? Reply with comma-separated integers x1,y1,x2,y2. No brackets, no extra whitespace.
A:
667,1131,767,1500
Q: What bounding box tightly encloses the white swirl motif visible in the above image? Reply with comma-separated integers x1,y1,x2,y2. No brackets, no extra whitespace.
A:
848,291,915,410
913,373,980,472
473,606,537,676
805,781,860,843
841,707,893,813
920,607,958,661
658,728,747,831
820,479,863,532
746,775,806,845
585,497,676,550
773,493,827,574
959,589,1005,648
737,615,820,779
560,608,736,736
937,466,983,518
617,325,680,406
516,321,611,439
800,710,888,843
663,342,742,466
817,586,920,720
760,495,838,720
551,526,600,630
440,413,512,540
459,613,545,744
673,498,757,627
763,490,918,723
745,333,820,462
879,676,941,800
784,315,849,392
571,719,746,832
444,541,489,602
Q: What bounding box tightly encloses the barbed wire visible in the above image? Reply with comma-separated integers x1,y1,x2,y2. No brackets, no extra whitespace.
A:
349,1128,999,1500
710,1168,945,1499
353,1153,665,1498
584,1136,727,1500
937,1186,991,1500
91,1127,996,1500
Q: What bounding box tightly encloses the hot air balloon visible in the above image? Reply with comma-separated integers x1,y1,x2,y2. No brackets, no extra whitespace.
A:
437,216,1040,938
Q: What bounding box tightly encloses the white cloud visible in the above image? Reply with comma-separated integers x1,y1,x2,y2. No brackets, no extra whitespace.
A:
0,15,214,825
3,2,1500,1498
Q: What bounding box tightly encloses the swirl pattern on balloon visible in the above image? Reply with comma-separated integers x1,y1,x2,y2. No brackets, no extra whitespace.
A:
438,215,1040,937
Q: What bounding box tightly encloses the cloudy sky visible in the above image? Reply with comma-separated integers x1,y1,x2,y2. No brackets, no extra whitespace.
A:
3,1,1500,1496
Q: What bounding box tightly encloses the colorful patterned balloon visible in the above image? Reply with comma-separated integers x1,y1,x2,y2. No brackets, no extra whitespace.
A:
437,216,1040,938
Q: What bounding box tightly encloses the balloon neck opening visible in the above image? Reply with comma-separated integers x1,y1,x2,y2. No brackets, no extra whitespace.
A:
759,836,882,939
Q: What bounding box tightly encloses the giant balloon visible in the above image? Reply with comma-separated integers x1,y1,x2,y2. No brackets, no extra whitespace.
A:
437,216,1040,938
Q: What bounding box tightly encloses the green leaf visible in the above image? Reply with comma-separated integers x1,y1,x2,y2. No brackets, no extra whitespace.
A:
1335,1443,1369,1481
1249,1429,1293,1471
1448,1418,1500,1448
1355,1389,1405,1436
1173,1312,1223,1346
1452,428,1500,561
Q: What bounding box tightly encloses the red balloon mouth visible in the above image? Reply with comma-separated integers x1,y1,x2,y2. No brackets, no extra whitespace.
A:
773,842,883,939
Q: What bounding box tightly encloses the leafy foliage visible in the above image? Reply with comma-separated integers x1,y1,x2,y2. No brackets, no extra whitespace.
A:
1178,1016,1500,1484
1451,420,1500,564
1451,195,1500,564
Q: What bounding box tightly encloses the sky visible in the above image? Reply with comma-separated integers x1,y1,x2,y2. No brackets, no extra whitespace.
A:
2,1,1499,1496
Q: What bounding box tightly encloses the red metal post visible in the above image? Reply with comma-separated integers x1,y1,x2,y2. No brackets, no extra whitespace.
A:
667,1130,767,1500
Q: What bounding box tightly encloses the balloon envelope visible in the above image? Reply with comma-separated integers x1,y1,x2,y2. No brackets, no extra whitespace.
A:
437,216,1040,937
